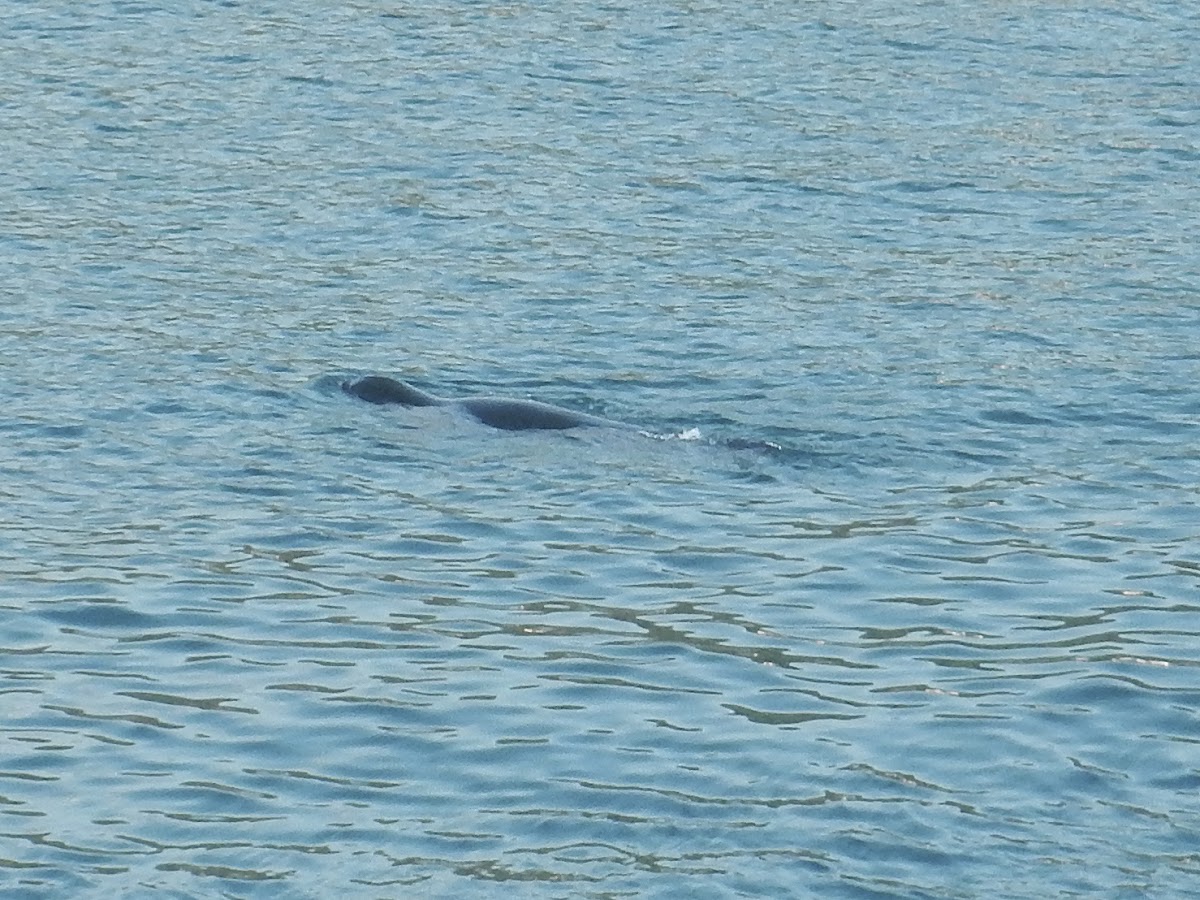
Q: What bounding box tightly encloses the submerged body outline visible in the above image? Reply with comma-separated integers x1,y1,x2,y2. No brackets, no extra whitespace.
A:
342,374,623,431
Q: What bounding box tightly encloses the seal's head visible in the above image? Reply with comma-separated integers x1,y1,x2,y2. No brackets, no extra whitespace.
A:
342,376,441,407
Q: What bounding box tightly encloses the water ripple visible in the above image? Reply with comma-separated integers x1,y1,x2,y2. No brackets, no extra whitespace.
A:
4,0,1200,896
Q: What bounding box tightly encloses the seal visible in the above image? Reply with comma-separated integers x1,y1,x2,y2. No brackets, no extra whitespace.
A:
342,375,621,431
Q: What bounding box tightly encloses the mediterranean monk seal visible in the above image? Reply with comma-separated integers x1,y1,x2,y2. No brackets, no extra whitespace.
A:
342,375,623,431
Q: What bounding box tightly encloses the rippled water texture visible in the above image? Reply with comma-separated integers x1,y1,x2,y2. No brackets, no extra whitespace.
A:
2,1,1199,897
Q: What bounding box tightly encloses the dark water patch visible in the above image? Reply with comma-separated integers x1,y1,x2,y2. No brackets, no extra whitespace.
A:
977,408,1058,427
36,600,159,631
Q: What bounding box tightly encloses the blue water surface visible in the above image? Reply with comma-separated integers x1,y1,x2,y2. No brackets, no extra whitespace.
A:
2,1,1199,897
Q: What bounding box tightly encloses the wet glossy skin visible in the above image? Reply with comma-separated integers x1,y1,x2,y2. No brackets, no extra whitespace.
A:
342,375,620,431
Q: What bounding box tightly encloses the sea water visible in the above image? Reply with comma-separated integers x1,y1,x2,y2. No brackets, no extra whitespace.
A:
2,1,1198,897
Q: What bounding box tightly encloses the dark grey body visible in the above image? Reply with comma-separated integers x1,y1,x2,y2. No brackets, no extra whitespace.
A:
342,375,620,431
